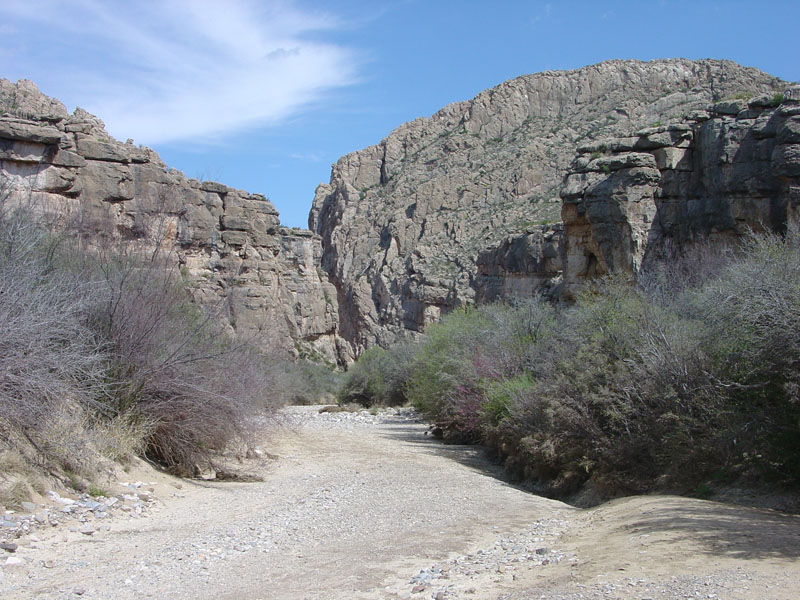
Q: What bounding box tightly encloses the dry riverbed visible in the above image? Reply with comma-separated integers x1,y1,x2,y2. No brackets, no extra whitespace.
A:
1,406,798,599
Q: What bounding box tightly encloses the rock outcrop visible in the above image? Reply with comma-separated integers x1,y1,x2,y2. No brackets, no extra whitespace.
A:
310,59,788,353
0,79,345,363
561,86,800,298
3,59,795,365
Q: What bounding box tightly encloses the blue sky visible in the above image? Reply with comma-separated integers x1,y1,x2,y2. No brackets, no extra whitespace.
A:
1,1,798,228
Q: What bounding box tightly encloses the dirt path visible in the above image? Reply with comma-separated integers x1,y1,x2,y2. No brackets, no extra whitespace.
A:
2,406,799,599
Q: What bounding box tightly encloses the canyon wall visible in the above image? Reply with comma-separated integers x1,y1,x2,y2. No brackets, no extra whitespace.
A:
0,79,345,363
310,59,788,354
3,59,796,365
560,87,800,298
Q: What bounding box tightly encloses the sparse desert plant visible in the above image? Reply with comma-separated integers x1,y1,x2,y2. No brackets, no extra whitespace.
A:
0,180,108,477
338,341,415,407
344,229,800,500
268,359,342,406
769,92,785,107
0,177,282,481
86,239,275,474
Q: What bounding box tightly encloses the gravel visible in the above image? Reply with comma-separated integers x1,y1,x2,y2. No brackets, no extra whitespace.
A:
1,405,798,600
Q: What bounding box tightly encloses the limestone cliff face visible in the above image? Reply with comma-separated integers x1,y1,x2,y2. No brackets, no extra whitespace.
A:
4,59,794,365
0,79,344,363
560,86,800,298
310,59,787,353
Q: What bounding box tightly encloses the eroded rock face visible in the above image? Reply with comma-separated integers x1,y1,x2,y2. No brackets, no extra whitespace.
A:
311,59,787,353
0,79,345,364
3,60,793,365
561,87,800,298
475,226,563,304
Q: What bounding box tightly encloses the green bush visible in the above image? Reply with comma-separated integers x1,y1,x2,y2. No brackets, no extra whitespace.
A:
338,341,414,407
271,360,342,405
342,229,800,500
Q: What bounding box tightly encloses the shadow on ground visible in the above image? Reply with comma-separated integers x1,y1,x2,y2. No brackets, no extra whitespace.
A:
616,496,800,560
376,419,531,494
379,416,800,562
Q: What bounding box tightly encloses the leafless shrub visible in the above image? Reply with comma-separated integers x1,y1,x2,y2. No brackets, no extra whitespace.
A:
88,411,153,463
76,191,278,474
0,174,281,480
0,179,107,470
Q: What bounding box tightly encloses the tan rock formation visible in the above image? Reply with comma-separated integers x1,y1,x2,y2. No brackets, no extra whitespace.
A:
561,87,800,298
3,59,794,364
310,59,787,353
0,79,345,364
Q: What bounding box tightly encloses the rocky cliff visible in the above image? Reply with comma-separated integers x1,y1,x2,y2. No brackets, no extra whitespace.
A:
560,87,800,297
0,79,345,363
310,59,788,353
3,59,795,366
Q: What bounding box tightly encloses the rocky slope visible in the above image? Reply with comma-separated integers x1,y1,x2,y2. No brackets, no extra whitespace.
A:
0,79,345,363
310,59,788,353
560,87,800,297
2,60,796,365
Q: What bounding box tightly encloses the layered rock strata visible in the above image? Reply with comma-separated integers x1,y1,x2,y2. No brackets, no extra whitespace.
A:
0,79,344,363
561,86,800,298
311,59,787,353
2,60,795,364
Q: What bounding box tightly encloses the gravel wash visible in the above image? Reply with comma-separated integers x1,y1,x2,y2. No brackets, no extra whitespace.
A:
1,406,798,600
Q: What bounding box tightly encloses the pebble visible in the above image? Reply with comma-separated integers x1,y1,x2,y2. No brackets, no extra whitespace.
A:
4,556,25,567
3,405,790,599
399,519,568,599
1,487,157,549
278,405,422,432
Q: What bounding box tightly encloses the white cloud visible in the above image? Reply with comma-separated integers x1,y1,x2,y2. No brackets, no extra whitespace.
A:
289,151,325,162
0,0,360,144
530,3,553,27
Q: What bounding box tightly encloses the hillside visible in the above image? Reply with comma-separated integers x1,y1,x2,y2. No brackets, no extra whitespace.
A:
2,59,798,363
310,59,791,354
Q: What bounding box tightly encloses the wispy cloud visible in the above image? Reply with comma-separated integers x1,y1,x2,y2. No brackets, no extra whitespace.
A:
289,151,325,162
530,3,553,27
0,0,360,144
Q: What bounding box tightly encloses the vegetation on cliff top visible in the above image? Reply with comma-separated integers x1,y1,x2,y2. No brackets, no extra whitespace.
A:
339,230,800,502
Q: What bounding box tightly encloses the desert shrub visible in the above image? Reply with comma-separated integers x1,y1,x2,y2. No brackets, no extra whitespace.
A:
0,188,107,474
507,283,727,493
350,230,800,500
83,234,275,474
0,179,281,480
338,346,391,407
338,339,416,407
691,229,800,481
405,309,486,421
269,359,342,405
